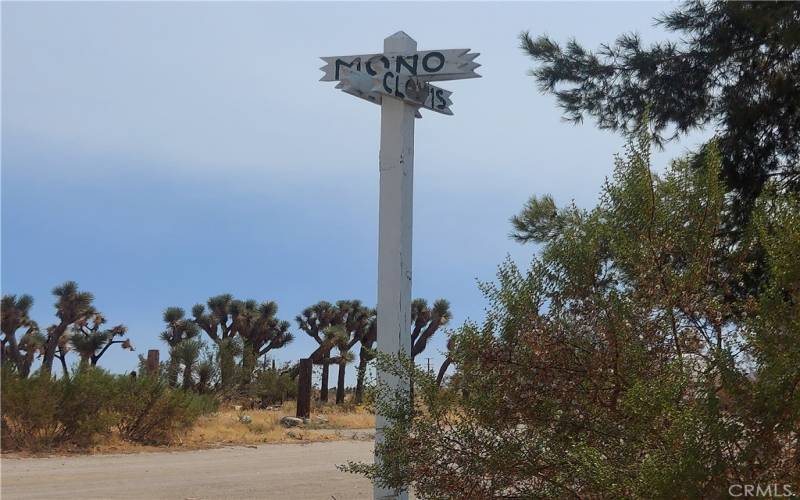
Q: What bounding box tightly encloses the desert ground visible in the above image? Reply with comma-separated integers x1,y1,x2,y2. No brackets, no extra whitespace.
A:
1,438,375,500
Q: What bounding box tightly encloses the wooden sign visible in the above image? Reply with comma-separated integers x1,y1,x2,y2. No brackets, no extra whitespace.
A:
323,42,479,116
336,67,453,116
320,48,480,82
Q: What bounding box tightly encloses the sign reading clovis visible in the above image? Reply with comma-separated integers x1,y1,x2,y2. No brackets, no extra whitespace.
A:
335,67,454,116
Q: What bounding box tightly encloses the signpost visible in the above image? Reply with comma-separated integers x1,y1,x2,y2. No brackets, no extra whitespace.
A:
321,31,480,500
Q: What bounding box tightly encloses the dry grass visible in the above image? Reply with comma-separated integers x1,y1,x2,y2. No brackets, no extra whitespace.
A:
4,402,375,457
182,400,374,447
31,401,375,456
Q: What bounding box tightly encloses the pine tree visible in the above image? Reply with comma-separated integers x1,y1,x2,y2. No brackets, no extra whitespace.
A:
521,1,800,226
350,132,800,496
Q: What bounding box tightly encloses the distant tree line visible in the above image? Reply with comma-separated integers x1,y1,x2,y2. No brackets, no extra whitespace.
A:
294,299,451,404
2,284,451,408
160,295,450,406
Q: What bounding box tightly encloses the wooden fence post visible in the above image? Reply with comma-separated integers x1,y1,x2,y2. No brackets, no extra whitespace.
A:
146,349,160,376
296,358,312,419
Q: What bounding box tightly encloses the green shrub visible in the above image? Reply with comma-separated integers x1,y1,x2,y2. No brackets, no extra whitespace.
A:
2,369,65,451
113,376,217,444
0,369,217,451
1,368,117,450
344,135,800,496
58,369,119,447
248,369,296,407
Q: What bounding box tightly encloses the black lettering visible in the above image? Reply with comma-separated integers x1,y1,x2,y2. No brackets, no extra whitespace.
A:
383,71,394,93
422,51,445,73
435,89,446,109
335,58,360,80
366,56,390,76
394,76,405,99
395,54,418,75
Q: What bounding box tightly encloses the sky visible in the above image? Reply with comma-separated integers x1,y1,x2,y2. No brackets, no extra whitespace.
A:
1,1,708,384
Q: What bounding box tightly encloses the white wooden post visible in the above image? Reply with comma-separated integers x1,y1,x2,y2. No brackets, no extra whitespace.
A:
320,31,479,499
375,30,416,500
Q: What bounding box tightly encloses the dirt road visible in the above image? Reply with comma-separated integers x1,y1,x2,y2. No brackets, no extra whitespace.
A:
1,439,375,500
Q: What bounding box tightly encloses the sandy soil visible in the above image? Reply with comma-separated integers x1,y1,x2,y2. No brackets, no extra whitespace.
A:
1,438,375,500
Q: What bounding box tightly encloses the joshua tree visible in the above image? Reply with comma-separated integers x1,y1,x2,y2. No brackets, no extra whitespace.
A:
54,336,72,378
216,336,243,392
17,328,46,378
1,294,39,376
353,299,451,402
160,307,200,386
436,337,455,388
411,299,452,359
408,299,452,399
296,301,339,402
330,300,371,404
69,312,132,370
172,338,203,390
42,282,96,375
285,323,342,386
192,294,240,388
195,353,216,394
188,296,292,389
234,300,293,384
192,294,236,343
324,326,356,405
354,313,377,404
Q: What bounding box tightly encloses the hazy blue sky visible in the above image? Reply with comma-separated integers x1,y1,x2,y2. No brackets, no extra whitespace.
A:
2,2,707,383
